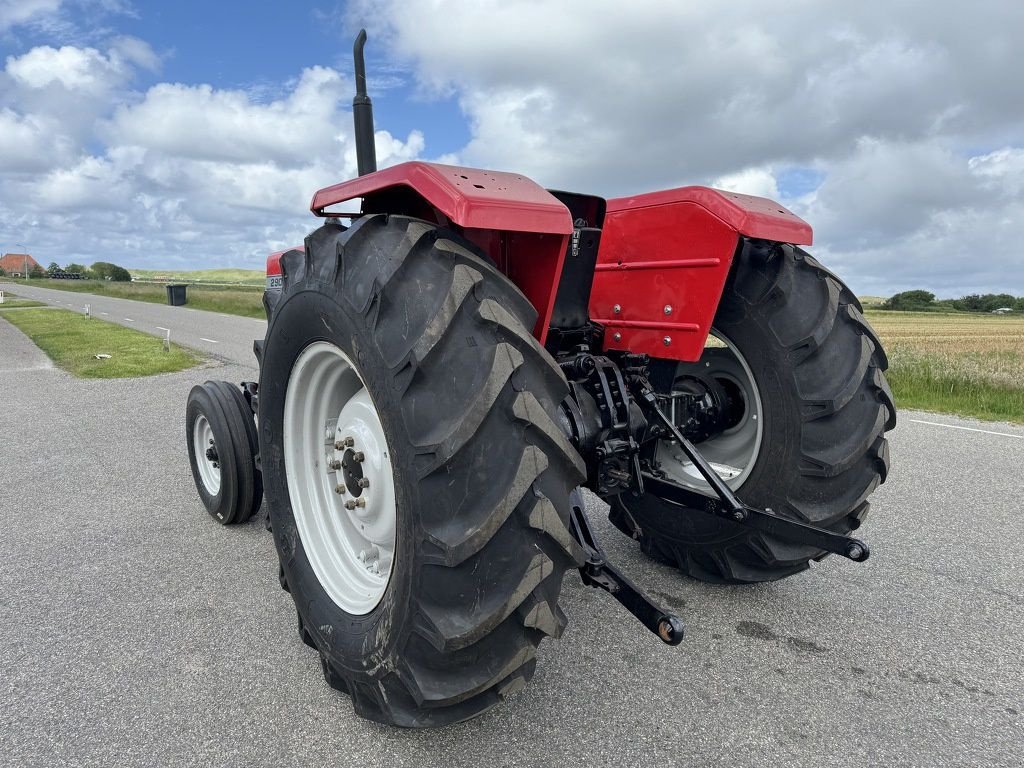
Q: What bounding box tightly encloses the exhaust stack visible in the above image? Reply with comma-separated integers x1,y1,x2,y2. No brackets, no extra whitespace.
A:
352,29,377,176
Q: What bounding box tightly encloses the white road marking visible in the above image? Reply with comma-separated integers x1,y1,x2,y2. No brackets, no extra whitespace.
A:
200,337,219,344
909,419,1024,440
100,312,109,315
124,318,135,322
156,326,170,332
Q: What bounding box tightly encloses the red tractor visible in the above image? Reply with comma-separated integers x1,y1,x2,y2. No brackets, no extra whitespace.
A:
186,32,894,727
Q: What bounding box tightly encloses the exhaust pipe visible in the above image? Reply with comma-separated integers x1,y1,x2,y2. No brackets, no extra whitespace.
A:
352,29,377,176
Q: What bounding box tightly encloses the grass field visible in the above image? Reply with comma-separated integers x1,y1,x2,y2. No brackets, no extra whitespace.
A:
129,267,265,284
866,310,1024,423
1,308,199,378
0,294,45,308
14,279,265,318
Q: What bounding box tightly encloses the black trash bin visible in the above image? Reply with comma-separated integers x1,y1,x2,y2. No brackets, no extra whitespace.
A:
166,284,187,306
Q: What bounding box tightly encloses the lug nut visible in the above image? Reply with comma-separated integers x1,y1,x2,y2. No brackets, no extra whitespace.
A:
352,451,364,463
358,545,379,563
328,459,342,471
357,477,370,488
344,498,366,510
334,484,346,495
334,436,354,450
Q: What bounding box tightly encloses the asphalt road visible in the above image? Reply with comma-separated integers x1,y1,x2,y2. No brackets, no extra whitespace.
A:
1,296,1022,767
0,282,266,366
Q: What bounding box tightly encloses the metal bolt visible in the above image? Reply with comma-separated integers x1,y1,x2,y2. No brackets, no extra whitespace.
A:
612,304,621,314
612,332,622,342
357,477,370,488
344,498,366,510
334,436,354,450
209,439,214,445
352,451,364,463
368,561,380,575
662,336,672,346
334,484,346,495
358,545,379,563
663,305,673,315
732,510,745,521
328,459,342,471
847,543,864,560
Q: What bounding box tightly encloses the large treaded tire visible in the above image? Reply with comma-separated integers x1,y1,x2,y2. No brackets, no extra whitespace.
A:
610,241,895,584
259,215,586,726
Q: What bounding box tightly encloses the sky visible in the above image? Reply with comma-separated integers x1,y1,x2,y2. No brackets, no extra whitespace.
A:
1,0,1022,298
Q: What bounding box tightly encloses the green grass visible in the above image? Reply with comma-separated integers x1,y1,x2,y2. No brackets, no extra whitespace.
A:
0,296,46,308
1,308,200,378
17,278,265,318
129,267,265,284
866,310,1024,423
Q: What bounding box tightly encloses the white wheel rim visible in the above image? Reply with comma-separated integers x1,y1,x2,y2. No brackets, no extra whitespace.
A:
656,329,763,494
283,341,397,615
193,414,221,496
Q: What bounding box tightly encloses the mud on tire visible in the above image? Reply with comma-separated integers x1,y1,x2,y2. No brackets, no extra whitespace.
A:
258,215,586,726
610,240,896,584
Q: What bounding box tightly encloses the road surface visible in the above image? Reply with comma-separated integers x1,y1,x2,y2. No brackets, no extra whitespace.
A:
1,293,1021,766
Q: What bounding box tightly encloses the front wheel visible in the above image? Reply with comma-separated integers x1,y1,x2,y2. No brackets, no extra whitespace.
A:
610,241,895,584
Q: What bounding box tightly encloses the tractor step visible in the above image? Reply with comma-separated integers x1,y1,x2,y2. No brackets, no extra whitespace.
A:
568,492,684,645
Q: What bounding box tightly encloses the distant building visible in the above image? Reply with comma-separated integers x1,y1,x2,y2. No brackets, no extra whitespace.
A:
0,252,41,276
992,307,1013,314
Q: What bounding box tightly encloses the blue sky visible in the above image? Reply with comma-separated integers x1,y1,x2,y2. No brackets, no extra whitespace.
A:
1,1,1022,297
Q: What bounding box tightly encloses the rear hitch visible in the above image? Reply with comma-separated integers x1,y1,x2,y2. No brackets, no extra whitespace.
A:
568,493,684,645
635,384,870,563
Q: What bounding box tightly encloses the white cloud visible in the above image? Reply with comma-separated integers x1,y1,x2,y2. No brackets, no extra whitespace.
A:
713,168,779,200
0,44,425,271
0,0,61,31
2,2,1023,297
349,0,1024,295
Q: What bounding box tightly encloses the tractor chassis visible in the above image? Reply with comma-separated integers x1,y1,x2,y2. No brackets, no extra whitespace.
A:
549,338,872,645
231,328,872,649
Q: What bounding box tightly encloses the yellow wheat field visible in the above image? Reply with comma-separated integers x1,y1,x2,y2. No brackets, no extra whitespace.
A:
865,310,1024,422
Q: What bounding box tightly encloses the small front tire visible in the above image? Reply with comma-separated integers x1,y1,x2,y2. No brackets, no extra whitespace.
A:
186,380,262,525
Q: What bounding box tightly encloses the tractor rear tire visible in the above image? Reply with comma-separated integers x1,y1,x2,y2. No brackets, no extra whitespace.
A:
609,241,895,584
186,380,262,525
259,215,586,727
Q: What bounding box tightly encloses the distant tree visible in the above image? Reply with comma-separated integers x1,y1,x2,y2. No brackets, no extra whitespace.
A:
90,261,131,282
29,264,45,279
0,266,6,277
47,261,61,276
65,262,86,275
883,290,935,311
949,293,1021,312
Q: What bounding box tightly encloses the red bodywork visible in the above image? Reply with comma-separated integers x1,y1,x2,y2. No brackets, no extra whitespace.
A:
591,187,811,361
269,162,812,361
310,162,571,343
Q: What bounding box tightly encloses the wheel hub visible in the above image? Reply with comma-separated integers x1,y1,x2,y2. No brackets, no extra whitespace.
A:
656,330,763,494
283,341,398,615
192,414,221,495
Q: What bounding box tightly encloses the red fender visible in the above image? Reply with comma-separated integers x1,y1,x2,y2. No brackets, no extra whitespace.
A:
590,186,812,362
306,161,573,343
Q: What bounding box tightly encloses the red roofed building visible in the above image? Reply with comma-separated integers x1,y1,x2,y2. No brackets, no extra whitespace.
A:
0,253,41,276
